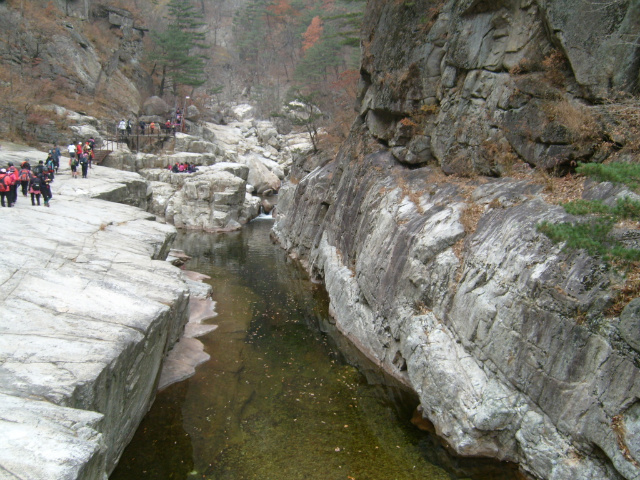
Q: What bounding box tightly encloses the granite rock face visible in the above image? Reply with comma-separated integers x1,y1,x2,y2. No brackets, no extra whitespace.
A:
54,164,150,209
358,0,639,174
0,155,192,479
273,1,640,468
273,123,640,479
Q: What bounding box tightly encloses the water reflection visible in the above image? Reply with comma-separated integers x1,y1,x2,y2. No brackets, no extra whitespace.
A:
111,220,520,480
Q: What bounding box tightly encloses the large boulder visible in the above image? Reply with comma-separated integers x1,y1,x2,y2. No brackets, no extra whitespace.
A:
174,133,220,155
240,153,281,194
165,170,248,231
143,163,255,231
254,120,280,149
142,96,171,117
52,164,150,210
68,124,102,145
148,181,178,218
231,104,255,121
185,104,200,121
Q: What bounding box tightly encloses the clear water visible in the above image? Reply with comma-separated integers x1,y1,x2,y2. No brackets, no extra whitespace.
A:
110,219,520,480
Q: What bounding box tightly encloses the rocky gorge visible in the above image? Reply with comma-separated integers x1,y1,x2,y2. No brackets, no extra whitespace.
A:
0,0,639,479
272,1,640,479
0,104,311,478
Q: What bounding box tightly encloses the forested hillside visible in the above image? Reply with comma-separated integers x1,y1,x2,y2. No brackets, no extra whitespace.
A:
0,0,364,147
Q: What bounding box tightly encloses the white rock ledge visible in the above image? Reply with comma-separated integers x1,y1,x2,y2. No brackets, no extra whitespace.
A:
0,161,193,479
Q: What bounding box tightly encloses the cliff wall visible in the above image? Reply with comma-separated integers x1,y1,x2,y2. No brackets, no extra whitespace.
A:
272,1,640,479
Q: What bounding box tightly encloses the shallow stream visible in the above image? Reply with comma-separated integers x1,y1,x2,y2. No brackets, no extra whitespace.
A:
110,219,520,480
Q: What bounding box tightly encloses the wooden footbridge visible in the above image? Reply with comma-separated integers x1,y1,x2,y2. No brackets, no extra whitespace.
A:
92,127,181,164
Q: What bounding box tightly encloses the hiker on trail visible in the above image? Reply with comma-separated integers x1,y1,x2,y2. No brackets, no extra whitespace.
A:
45,153,56,180
29,171,42,206
40,171,52,207
52,144,61,173
171,162,179,173
33,160,45,176
149,121,156,134
118,119,127,137
0,168,13,207
79,152,89,179
126,120,132,136
19,163,31,196
69,153,79,178
84,142,94,168
76,142,83,160
6,162,19,207
68,142,76,162
138,120,146,134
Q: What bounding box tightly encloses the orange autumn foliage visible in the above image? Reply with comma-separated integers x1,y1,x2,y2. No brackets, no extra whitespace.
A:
302,16,323,51
268,0,295,17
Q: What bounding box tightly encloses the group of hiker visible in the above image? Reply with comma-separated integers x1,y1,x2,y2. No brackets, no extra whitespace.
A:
119,108,186,137
0,138,96,207
67,139,95,179
167,162,198,173
0,159,53,207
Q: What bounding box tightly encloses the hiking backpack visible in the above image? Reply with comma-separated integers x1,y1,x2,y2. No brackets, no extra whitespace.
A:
30,176,42,190
0,174,12,191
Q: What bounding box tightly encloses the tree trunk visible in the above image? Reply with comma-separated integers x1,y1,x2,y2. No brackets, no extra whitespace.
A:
159,64,166,97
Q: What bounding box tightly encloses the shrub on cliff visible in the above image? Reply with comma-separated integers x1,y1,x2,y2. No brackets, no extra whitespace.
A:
538,162,640,263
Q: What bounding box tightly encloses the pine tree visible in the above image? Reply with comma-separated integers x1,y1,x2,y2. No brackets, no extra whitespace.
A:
150,0,209,96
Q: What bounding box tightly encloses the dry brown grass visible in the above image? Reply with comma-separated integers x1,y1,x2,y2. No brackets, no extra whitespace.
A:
542,49,568,87
422,1,444,31
509,57,540,75
605,267,640,317
481,139,519,175
528,169,586,204
459,202,485,234
84,23,121,63
7,0,63,36
541,99,600,145
612,415,640,468
396,175,425,214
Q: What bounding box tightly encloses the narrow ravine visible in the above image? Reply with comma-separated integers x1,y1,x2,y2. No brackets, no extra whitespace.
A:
110,219,519,480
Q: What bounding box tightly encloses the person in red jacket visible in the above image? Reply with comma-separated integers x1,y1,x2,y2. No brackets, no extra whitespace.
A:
18,163,31,197
6,162,19,207
0,168,13,207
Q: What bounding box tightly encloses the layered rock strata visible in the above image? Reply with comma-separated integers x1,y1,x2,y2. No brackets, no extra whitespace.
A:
274,121,640,480
272,0,640,478
0,162,191,479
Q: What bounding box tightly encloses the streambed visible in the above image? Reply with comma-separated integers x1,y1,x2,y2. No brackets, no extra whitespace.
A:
110,219,519,480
